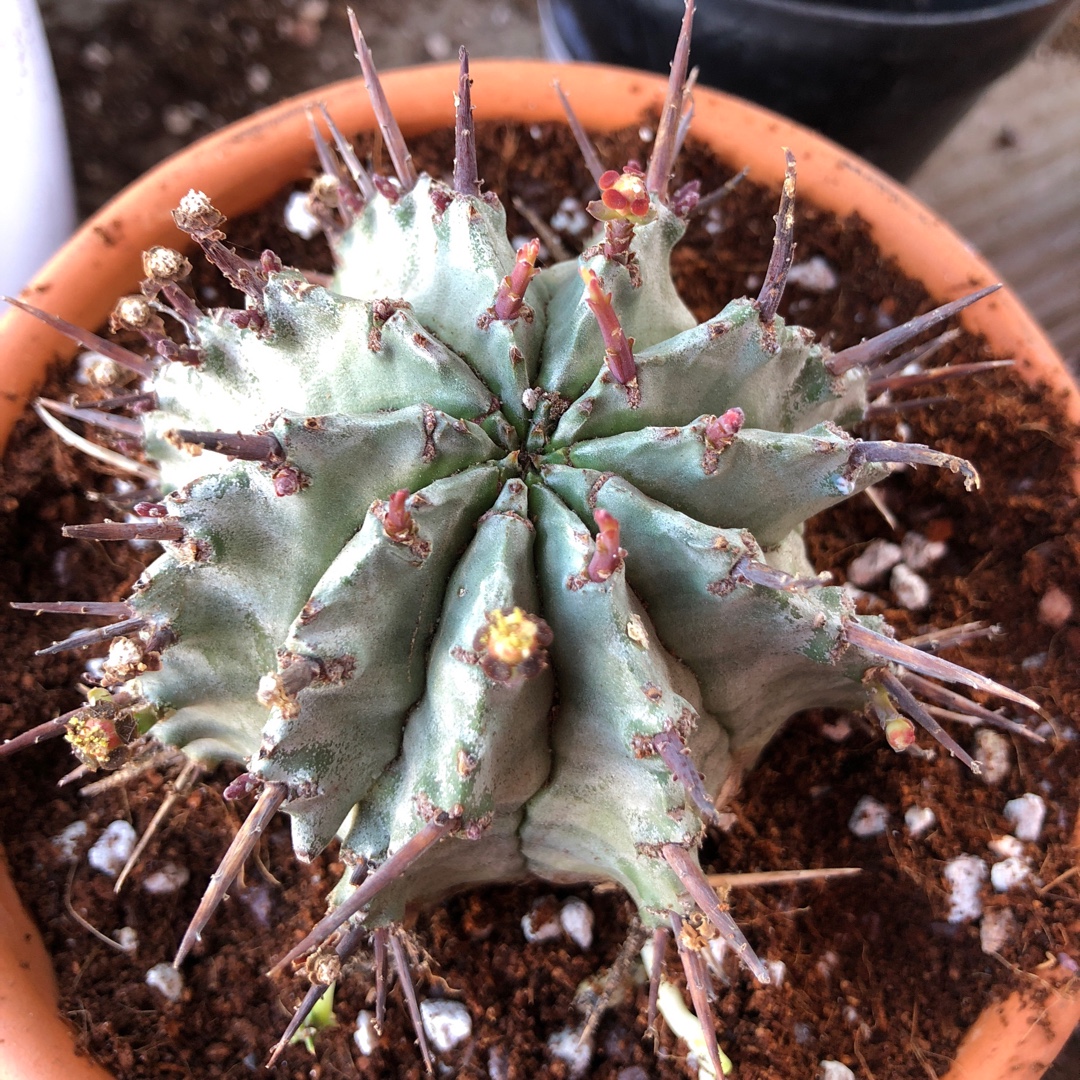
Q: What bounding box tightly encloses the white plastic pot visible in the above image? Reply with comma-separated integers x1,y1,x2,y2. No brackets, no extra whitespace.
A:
0,0,76,297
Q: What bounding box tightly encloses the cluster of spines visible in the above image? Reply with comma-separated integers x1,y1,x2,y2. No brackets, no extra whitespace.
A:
1,2,1044,1075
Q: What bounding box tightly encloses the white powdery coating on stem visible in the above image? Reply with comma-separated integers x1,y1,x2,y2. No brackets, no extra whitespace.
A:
848,795,889,837
904,805,936,837
560,898,594,950
146,962,184,1002
1004,793,1047,842
419,999,472,1053
943,855,987,923
88,819,136,877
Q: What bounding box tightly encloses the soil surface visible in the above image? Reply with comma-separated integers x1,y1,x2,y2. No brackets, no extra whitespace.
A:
2,111,1079,1080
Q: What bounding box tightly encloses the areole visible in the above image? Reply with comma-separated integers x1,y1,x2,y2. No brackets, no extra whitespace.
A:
0,60,1077,1080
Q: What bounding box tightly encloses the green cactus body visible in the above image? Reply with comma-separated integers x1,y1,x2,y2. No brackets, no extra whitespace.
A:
10,19,1029,1070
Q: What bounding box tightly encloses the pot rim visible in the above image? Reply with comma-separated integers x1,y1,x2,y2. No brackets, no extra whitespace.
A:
0,57,1077,1080
541,0,1075,33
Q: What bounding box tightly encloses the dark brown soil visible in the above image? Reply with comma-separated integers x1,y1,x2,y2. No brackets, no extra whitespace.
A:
2,118,1079,1080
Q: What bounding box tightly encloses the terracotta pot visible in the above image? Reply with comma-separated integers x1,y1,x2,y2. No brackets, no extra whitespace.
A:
0,59,1077,1080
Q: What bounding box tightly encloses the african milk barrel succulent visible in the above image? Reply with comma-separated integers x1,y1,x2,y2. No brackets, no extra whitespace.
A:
4,2,1039,1073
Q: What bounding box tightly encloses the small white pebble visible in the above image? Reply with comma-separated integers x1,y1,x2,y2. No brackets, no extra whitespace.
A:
638,125,655,143
81,42,113,70
1004,793,1046,842
900,531,948,571
162,104,194,137
990,857,1031,892
988,834,1024,859
765,959,787,987
560,898,594,950
714,811,738,832
785,255,838,293
980,907,1017,954
974,729,1012,785
143,862,190,895
891,563,931,611
521,898,562,943
145,962,184,1002
820,718,852,743
246,63,272,94
283,190,320,239
353,1009,378,1055
1038,586,1073,630
847,540,902,587
423,31,453,61
943,855,987,923
550,197,590,236
904,805,936,837
1023,653,1049,672
88,820,136,877
547,1027,592,1078
420,999,472,1053
820,1060,856,1080
51,820,89,861
116,926,138,954
848,795,888,837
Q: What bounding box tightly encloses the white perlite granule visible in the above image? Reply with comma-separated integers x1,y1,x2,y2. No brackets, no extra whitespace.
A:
560,898,595,950
820,1060,856,1080
1003,793,1047,842
142,862,190,895
980,907,1017,954
904,805,936,837
973,729,1012,785
50,819,89,861
145,962,184,1002
419,999,472,1053
88,819,136,877
353,1010,378,1056
547,1027,593,1077
990,856,1031,892
846,540,902,587
848,795,889,837
943,855,987,923
890,562,931,611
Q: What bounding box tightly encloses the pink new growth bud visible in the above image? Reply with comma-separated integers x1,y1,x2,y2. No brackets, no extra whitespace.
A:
494,237,540,321
580,269,637,385
383,489,415,542
705,407,745,450
589,165,656,225
587,509,627,582
884,716,917,752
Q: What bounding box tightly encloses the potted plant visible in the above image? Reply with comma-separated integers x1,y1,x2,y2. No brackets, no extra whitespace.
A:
1,11,1078,1079
537,0,1077,178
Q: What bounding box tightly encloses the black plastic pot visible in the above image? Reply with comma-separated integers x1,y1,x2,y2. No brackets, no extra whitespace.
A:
538,0,1076,179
